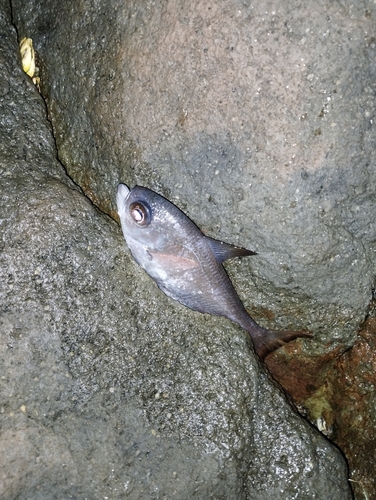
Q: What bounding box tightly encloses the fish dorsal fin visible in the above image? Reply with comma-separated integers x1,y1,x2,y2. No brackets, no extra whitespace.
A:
204,236,257,264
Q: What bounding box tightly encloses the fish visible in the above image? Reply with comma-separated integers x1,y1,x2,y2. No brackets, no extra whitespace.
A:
116,183,312,359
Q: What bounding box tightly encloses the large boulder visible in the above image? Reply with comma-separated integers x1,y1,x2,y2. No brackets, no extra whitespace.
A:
11,0,376,353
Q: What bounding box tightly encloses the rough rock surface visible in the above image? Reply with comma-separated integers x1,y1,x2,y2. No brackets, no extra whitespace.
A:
11,0,376,354
0,1,353,499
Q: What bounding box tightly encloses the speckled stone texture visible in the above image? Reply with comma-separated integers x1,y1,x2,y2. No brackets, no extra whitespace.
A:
0,1,353,498
11,0,376,356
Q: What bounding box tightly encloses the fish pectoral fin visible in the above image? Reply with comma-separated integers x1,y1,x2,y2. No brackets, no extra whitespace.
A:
204,236,257,264
147,250,200,270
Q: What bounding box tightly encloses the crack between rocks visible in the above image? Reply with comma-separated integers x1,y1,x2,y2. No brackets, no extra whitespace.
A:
40,97,108,215
8,0,115,223
8,0,15,29
43,105,115,222
9,0,114,222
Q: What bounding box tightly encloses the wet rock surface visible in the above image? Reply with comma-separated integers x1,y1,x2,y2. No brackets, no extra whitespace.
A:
332,317,376,500
0,1,355,499
266,315,376,500
11,0,376,354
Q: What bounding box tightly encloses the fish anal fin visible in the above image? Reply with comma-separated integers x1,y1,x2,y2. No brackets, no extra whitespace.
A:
204,236,257,264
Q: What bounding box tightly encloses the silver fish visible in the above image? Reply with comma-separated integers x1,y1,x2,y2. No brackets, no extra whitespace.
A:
116,183,311,359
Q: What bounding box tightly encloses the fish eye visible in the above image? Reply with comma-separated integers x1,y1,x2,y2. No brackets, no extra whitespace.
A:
129,201,151,227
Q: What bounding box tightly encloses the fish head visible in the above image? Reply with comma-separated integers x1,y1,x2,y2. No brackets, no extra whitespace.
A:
116,183,197,260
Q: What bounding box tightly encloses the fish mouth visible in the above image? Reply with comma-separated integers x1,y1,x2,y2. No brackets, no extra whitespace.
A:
116,183,131,214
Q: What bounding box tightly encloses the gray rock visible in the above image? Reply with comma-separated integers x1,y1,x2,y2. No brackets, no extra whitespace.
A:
11,0,376,353
1,1,353,499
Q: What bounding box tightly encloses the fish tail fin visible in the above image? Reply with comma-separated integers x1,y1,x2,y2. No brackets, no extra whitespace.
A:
251,327,313,360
